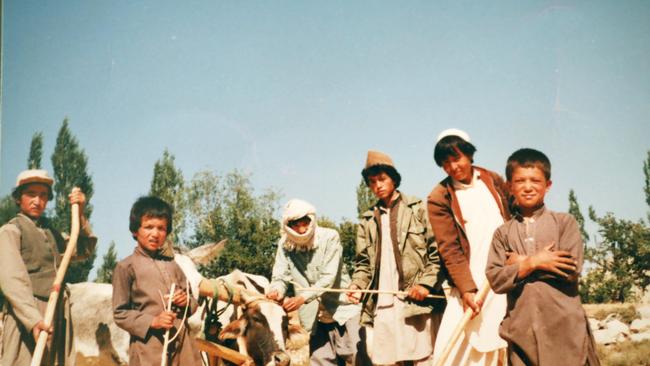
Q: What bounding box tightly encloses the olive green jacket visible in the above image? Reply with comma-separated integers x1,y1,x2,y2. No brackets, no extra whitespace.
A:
351,193,445,326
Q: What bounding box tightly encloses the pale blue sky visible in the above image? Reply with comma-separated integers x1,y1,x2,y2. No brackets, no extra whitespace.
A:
1,1,649,278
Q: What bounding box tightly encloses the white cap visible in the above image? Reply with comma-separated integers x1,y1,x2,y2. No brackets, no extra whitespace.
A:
12,169,54,198
436,128,471,143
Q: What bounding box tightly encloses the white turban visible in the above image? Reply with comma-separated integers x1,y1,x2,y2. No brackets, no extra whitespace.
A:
281,199,317,251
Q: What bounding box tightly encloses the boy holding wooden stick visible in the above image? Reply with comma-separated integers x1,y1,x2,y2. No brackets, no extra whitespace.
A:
348,150,445,365
0,169,96,365
112,196,200,366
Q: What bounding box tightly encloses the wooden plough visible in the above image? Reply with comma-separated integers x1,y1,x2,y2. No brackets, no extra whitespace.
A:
195,339,253,366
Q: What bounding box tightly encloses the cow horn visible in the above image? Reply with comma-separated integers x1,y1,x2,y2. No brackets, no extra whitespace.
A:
239,287,253,305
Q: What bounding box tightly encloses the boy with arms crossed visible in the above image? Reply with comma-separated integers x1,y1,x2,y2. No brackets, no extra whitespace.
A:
485,148,599,366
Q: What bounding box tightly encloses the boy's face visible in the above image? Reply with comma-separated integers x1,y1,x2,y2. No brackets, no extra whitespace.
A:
442,153,473,184
17,183,50,219
368,172,396,203
510,166,552,214
288,216,311,235
135,215,168,252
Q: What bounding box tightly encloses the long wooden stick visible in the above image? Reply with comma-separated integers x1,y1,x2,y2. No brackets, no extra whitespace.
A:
160,283,176,366
294,285,446,299
31,203,80,366
434,281,491,366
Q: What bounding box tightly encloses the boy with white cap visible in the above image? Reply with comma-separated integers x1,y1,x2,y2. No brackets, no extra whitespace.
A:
427,129,510,365
266,198,361,366
0,169,96,365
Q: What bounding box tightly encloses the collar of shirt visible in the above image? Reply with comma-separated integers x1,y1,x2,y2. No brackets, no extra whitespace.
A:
515,204,547,222
451,168,480,190
377,191,402,213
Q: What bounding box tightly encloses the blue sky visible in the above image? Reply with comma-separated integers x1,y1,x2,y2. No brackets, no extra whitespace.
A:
1,1,649,278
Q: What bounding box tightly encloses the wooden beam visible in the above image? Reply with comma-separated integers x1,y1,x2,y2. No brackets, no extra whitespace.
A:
194,339,252,365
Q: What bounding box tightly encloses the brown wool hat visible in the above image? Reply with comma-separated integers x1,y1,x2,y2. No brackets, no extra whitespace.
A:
364,150,395,170
12,169,54,199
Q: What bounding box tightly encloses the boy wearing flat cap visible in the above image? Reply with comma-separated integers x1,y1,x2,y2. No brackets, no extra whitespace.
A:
348,150,445,365
0,169,96,365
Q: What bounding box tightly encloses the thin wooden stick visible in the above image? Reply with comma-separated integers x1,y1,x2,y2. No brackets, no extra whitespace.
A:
434,281,491,366
168,280,190,344
30,203,80,366
161,283,176,366
294,285,446,299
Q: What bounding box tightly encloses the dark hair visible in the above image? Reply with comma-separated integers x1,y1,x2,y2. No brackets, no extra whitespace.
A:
12,183,53,202
129,196,173,237
505,148,551,181
361,164,402,188
433,135,477,167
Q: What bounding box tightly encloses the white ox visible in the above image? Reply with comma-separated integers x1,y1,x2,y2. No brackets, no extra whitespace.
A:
69,243,308,366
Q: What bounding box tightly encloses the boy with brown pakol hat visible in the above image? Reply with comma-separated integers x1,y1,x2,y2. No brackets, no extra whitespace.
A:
0,169,97,365
348,150,445,365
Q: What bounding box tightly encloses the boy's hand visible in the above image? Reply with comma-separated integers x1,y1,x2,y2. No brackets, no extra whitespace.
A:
32,320,53,342
462,291,482,318
506,251,527,266
407,284,429,301
532,243,577,278
282,296,305,312
151,311,177,330
265,290,283,302
347,284,361,304
68,187,86,211
166,289,188,308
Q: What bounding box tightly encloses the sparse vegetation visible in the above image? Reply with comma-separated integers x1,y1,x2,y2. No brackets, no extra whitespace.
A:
597,339,650,366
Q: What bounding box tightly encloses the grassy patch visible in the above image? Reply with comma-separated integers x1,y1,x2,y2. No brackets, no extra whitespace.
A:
586,304,639,324
598,340,650,366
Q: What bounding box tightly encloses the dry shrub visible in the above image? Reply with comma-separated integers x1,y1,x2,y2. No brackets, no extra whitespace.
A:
597,339,650,366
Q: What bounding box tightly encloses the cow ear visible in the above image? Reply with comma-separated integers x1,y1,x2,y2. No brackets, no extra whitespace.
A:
219,317,248,340
285,323,309,350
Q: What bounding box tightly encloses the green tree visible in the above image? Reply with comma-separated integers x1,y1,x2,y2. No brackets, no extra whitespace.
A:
150,149,187,244
356,179,375,217
28,132,44,169
51,118,96,283
580,151,650,303
0,195,18,227
185,171,226,249
568,189,589,244
643,151,650,225
197,171,281,279
96,241,118,284
317,216,337,229
337,219,358,274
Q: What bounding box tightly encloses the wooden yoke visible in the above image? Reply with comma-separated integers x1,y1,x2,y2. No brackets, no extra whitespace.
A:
31,203,80,366
198,279,243,304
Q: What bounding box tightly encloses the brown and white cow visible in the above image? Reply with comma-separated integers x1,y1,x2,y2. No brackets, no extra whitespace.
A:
65,242,308,366
196,270,309,366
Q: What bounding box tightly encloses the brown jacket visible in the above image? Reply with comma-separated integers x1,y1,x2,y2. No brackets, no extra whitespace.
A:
426,166,510,295
112,246,201,366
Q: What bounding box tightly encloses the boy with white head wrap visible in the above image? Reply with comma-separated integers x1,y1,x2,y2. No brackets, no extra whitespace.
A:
267,199,361,366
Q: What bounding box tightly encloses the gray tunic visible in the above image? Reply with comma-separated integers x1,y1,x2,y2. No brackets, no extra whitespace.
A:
112,246,201,366
0,213,96,366
485,207,599,366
